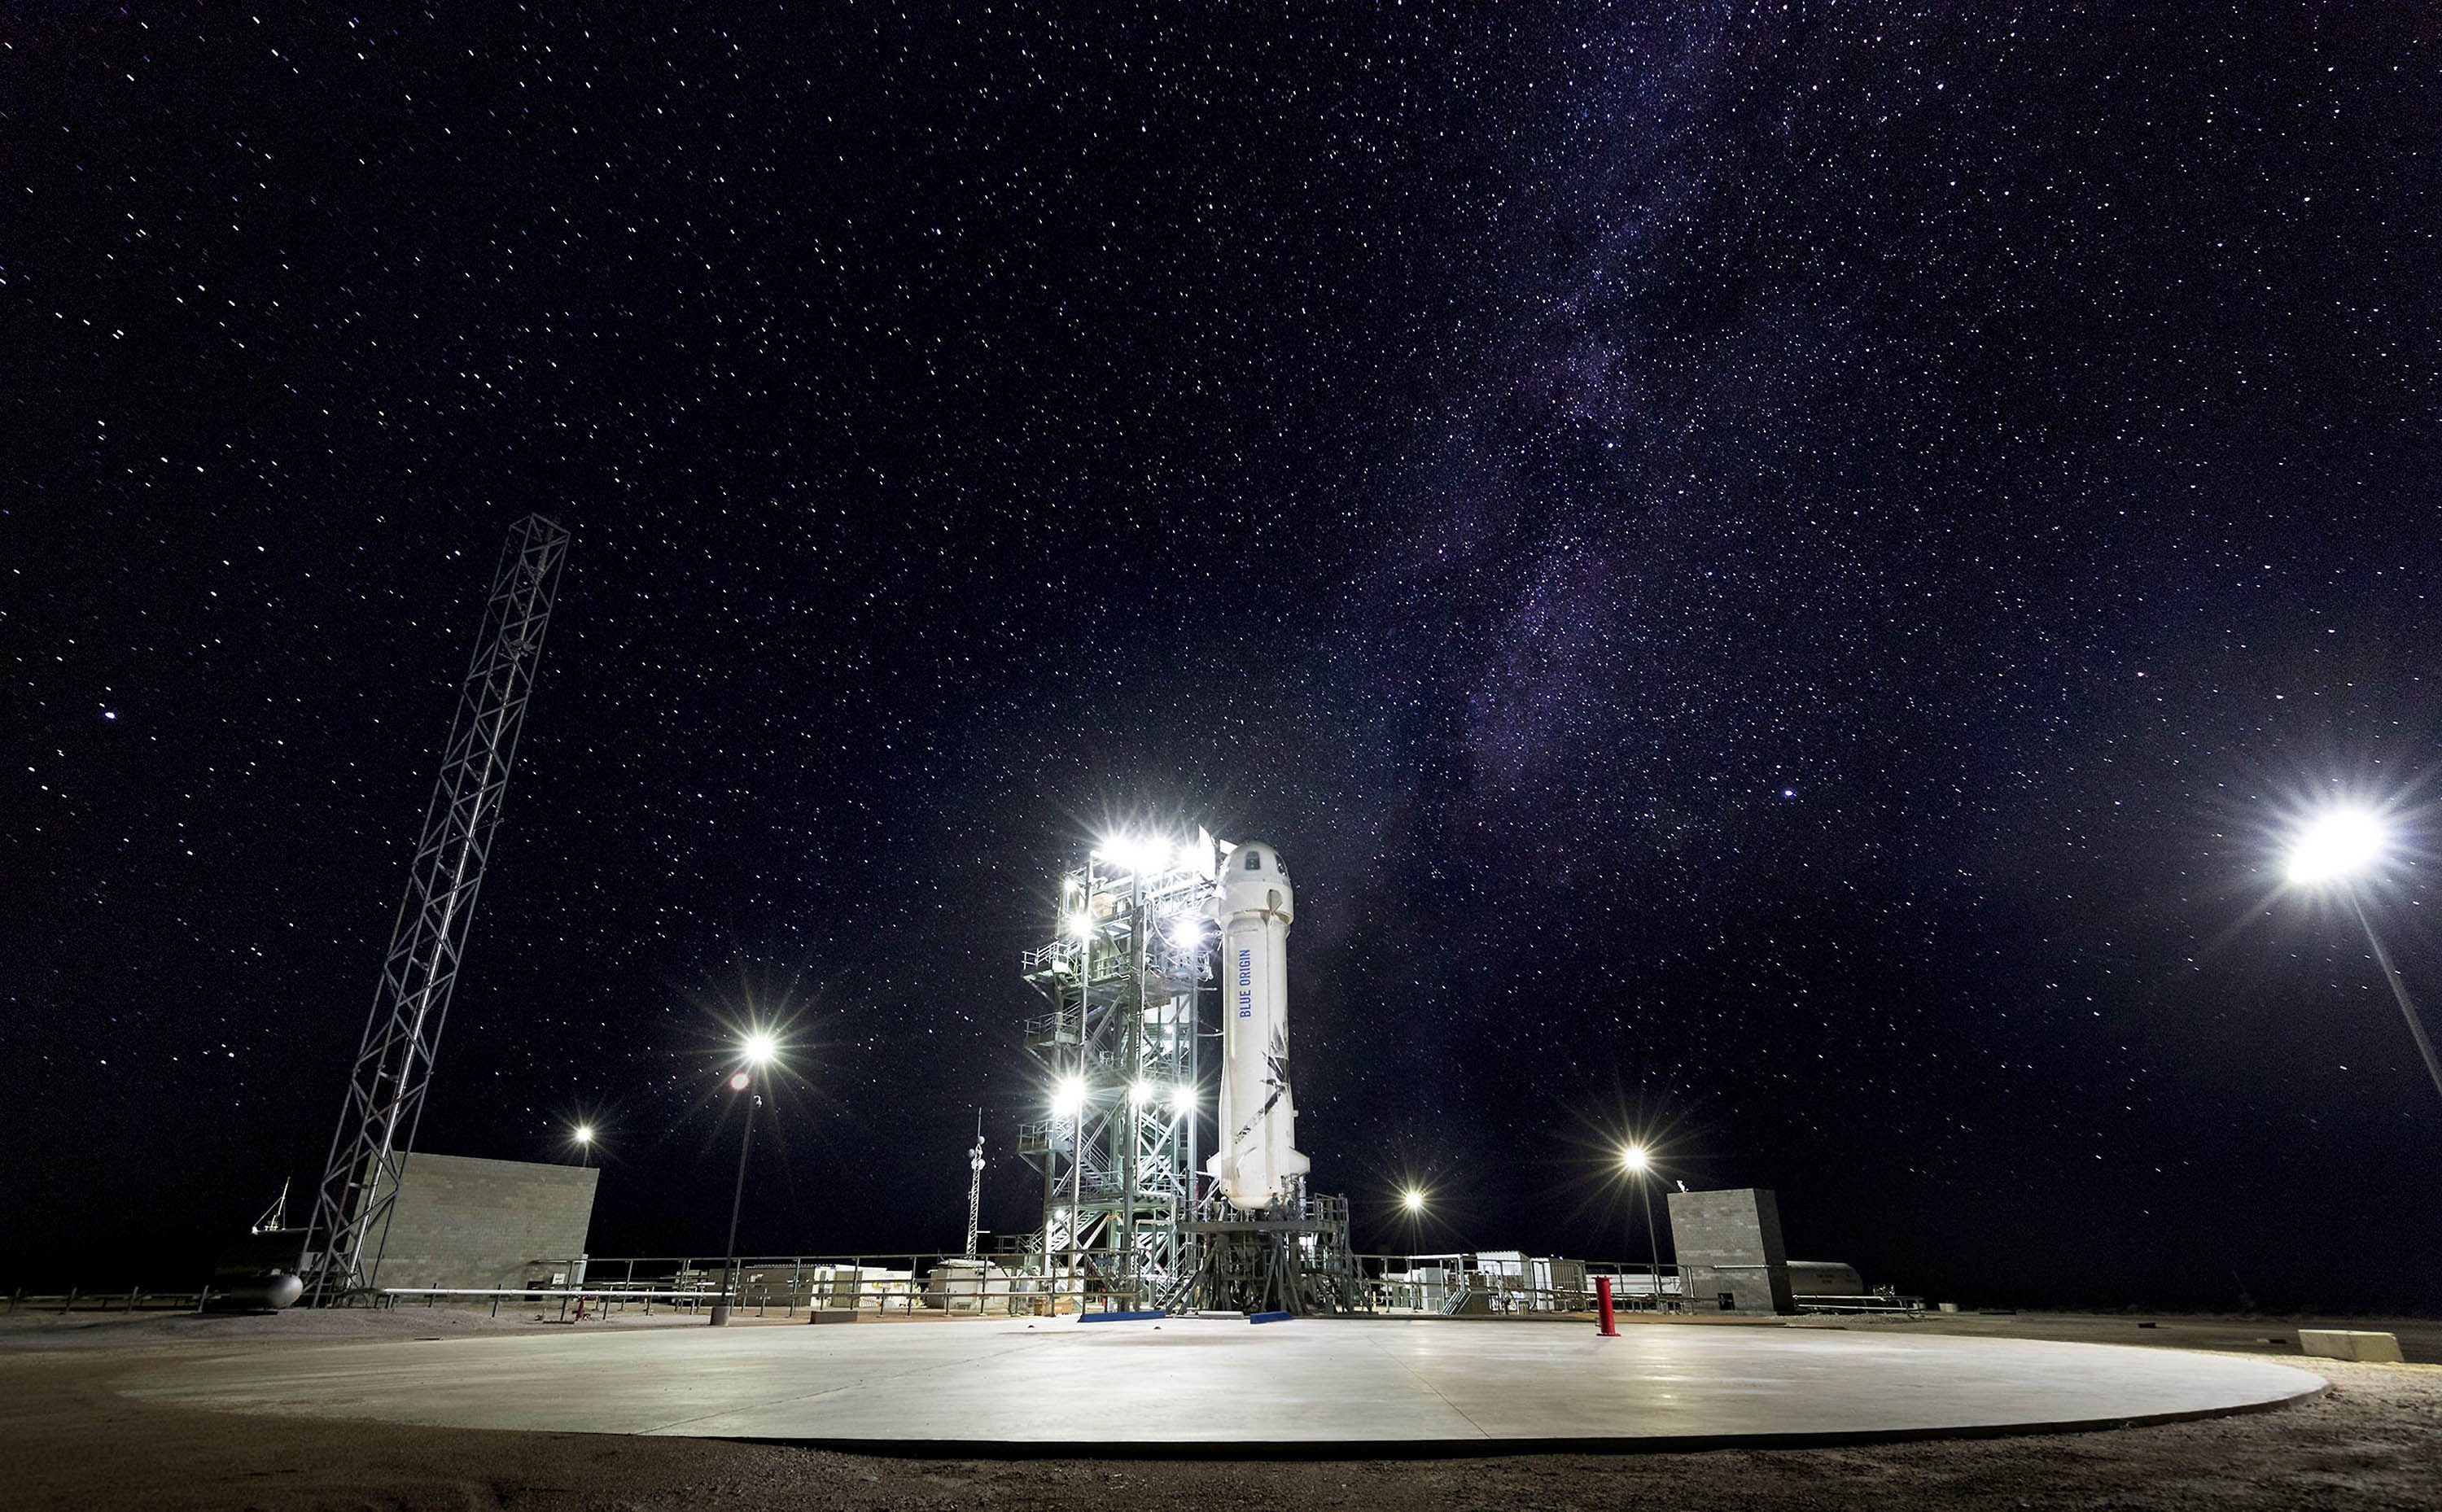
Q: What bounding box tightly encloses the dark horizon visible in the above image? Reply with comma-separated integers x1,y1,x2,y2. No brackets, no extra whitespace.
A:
9,7,2440,1317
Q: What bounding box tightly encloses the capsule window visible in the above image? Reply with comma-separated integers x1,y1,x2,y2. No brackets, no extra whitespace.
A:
1245,850,1263,871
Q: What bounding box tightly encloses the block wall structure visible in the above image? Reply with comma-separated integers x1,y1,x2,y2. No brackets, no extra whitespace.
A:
373,1152,599,1290
1665,1186,1795,1313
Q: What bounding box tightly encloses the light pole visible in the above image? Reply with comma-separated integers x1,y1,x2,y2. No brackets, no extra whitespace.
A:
1395,1189,1428,1310
1621,1144,1663,1313
711,1031,778,1326
571,1125,594,1167
2285,807,2442,1106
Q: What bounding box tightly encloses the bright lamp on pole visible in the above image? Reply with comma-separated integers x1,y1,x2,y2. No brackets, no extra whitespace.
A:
1619,1143,1665,1312
2285,807,2388,887
713,1036,777,1327
2278,802,2442,1106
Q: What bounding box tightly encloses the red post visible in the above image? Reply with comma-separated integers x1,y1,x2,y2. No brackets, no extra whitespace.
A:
1595,1275,1619,1337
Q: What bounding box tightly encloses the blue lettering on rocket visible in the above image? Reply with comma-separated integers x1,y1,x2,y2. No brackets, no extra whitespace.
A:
1236,947,1253,1018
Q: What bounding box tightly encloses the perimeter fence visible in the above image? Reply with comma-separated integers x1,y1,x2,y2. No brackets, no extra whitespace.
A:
3,1289,216,1315
470,1250,1692,1321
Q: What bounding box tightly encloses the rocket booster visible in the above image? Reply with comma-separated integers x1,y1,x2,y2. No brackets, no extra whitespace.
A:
1205,841,1309,1212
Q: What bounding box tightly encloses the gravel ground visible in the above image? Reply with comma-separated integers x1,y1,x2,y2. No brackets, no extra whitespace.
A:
2,1308,2437,1511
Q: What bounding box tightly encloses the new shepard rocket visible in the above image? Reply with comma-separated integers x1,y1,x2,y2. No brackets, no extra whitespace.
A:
1206,841,1310,1211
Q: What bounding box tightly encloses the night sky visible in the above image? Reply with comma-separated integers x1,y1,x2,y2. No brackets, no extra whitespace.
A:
9,7,2440,1313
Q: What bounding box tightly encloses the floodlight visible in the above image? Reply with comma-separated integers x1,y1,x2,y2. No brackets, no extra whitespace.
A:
1051,1075,1087,1118
1096,832,1175,875
1621,1144,1650,1173
573,1124,593,1144
2287,807,2388,886
1175,840,1206,873
1168,1084,1196,1117
1130,1078,1156,1104
1401,1187,1425,1213
1066,911,1095,942
2273,801,2442,1108
742,1030,778,1066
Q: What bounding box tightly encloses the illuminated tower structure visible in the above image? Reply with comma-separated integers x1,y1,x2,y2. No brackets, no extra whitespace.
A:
1017,832,1214,1310
299,514,569,1304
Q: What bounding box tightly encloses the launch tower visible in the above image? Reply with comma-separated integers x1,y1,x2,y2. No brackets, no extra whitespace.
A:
1017,834,1212,1310
1017,830,1358,1315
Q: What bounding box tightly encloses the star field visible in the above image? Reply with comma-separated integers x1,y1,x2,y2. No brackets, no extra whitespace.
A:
7,6,2439,1309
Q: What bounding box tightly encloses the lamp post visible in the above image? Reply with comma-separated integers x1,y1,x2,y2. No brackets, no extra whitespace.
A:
711,1032,778,1326
2285,808,2442,1106
571,1125,594,1167
1621,1144,1663,1313
1395,1189,1428,1311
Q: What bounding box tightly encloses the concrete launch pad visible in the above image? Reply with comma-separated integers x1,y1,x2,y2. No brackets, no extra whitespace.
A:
120,1317,2322,1453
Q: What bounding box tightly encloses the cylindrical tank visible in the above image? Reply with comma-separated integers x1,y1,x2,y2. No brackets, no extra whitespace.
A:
1205,841,1310,1211
1785,1261,1865,1297
207,1229,309,1311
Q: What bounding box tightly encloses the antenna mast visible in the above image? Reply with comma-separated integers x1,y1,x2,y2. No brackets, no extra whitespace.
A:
965,1114,986,1261
251,1178,290,1235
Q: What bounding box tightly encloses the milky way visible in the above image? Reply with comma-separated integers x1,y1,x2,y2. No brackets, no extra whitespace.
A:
9,6,2438,1309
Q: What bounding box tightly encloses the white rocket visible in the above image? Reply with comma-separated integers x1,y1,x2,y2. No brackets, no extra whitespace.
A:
1205,841,1310,1211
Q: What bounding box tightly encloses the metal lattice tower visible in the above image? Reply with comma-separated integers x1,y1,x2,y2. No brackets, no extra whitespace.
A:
1017,837,1212,1309
300,515,569,1304
964,1117,986,1261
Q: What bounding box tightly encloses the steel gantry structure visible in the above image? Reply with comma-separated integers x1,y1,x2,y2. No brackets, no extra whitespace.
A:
1017,834,1214,1311
300,514,569,1304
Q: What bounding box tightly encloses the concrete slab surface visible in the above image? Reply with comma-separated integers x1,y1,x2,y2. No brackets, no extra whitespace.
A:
118,1317,2324,1453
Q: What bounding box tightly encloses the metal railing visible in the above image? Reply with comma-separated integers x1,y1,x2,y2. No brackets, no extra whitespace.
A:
9,1270,1910,1323
521,1252,1173,1321
376,1287,730,1320
503,1249,1691,1322
4,1288,217,1315
1021,1007,1080,1045
1794,1291,1927,1315
1350,1255,1686,1317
